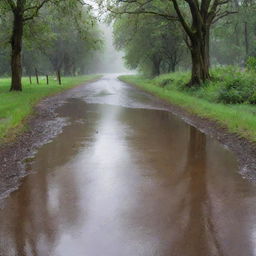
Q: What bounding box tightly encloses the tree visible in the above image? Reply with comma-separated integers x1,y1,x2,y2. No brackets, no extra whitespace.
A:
0,2,102,79
32,4,101,75
210,0,256,66
171,0,236,86
105,0,236,86
113,14,183,76
1,0,49,91
1,0,85,91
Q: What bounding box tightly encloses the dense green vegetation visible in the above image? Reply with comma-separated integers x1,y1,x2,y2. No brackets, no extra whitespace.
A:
150,67,256,104
109,0,256,84
0,0,102,91
0,75,100,141
113,14,183,76
107,0,248,85
119,68,256,142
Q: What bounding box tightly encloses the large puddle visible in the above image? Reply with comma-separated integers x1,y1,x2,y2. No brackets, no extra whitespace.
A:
1,75,256,256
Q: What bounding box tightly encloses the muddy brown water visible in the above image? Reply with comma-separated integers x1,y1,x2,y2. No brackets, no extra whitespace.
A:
1,75,256,256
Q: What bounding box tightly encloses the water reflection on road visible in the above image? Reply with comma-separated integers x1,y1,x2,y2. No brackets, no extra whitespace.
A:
1,74,256,256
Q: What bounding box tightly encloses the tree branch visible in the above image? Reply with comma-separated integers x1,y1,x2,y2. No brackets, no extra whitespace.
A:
171,0,193,37
212,10,237,23
4,0,16,11
23,0,52,22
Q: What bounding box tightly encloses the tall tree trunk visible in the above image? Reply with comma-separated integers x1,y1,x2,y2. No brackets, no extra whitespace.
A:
168,61,176,72
244,22,249,57
171,0,219,87
10,12,24,91
188,29,210,87
151,55,161,77
169,53,177,72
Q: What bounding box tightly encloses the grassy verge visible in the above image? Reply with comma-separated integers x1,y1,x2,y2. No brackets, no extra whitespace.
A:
119,72,256,142
0,75,101,142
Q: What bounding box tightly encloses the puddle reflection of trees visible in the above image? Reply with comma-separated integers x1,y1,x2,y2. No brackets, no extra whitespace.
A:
1,97,255,256
0,100,94,256
174,126,224,256
1,152,81,256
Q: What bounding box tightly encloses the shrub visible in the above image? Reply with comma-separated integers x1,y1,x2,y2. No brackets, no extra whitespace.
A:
158,78,173,87
249,91,256,104
246,56,256,72
151,66,256,105
218,76,256,104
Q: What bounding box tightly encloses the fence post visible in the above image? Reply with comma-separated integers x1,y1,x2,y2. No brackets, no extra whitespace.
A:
35,68,39,84
29,75,32,84
57,70,61,85
46,75,49,85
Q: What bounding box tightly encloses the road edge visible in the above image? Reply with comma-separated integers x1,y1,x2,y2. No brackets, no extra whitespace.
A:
0,76,101,204
119,76,256,181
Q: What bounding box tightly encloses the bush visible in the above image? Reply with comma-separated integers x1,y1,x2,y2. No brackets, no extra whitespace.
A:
150,66,256,105
218,76,256,104
249,91,256,104
246,56,256,72
158,78,173,87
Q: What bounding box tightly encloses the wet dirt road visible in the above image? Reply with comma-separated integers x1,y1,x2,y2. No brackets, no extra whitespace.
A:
1,75,256,256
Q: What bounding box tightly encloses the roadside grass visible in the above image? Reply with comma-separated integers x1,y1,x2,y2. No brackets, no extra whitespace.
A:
0,75,100,142
119,72,256,142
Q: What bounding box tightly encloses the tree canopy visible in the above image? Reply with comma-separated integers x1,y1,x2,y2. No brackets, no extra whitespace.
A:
0,0,102,91
104,0,243,85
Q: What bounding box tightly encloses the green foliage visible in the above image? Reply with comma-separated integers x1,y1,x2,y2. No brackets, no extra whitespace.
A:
0,1,102,77
113,12,184,76
28,4,102,76
0,75,100,141
218,79,256,104
212,67,256,104
148,66,256,104
246,56,256,72
210,1,256,66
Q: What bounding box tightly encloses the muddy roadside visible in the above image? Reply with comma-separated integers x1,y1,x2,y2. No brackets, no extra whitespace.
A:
120,79,256,181
0,80,100,205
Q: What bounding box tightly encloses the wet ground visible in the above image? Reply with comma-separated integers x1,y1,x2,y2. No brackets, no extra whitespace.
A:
0,74,256,256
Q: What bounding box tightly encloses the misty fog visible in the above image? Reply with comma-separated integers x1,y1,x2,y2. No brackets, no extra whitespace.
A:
91,24,131,74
